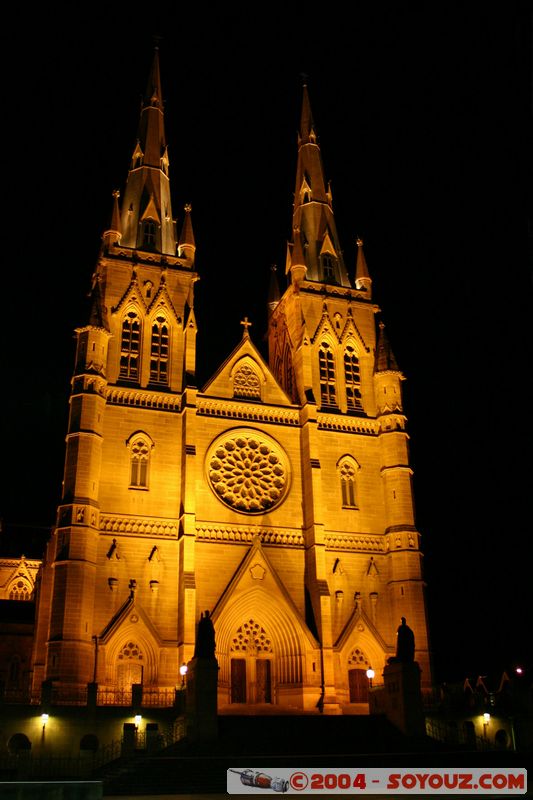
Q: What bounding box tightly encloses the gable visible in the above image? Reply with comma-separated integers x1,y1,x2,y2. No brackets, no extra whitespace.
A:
201,335,292,406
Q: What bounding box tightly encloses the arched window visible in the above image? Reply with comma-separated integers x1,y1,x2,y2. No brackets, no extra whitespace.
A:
318,342,336,407
338,457,359,508
344,345,363,410
129,436,151,489
8,579,31,600
120,311,141,380
150,315,169,384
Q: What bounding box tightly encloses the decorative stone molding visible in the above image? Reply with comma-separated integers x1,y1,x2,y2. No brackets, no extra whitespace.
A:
106,388,180,412
197,399,299,426
195,525,304,547
325,533,384,552
317,414,377,435
100,515,178,538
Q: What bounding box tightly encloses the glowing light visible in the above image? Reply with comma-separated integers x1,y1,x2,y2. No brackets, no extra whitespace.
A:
134,715,142,726
41,713,49,725
483,713,490,722
180,663,188,677
516,667,523,674
366,669,375,680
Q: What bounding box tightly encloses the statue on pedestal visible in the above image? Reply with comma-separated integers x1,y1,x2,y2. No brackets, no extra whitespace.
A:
194,610,216,659
390,616,415,663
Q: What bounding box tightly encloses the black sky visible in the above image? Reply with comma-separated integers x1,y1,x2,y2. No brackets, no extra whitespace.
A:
1,6,532,683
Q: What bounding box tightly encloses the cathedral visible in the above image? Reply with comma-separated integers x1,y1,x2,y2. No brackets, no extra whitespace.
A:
30,49,431,714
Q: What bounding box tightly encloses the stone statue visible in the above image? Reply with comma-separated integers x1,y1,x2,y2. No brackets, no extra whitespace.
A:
395,616,415,662
194,610,216,659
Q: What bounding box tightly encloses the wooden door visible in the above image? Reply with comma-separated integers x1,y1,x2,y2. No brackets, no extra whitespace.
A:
348,668,369,702
256,659,271,703
231,658,247,703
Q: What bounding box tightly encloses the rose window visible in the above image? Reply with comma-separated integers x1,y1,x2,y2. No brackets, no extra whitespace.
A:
207,431,288,512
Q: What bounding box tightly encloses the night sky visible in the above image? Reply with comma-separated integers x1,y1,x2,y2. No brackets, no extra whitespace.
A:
1,7,531,684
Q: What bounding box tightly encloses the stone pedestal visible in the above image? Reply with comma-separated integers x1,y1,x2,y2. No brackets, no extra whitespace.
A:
381,661,425,737
185,656,218,742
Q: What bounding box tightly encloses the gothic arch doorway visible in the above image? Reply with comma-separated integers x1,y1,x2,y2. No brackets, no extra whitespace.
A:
116,641,144,690
347,647,370,703
230,620,273,704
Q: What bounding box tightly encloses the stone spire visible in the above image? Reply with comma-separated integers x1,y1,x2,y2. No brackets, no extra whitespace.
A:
119,48,177,255
375,321,400,373
290,83,350,287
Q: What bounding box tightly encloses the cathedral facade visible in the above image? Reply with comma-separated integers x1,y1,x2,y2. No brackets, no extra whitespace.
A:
31,51,431,714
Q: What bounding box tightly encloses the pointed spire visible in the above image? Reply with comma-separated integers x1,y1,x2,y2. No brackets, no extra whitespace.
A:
88,276,110,331
268,264,281,314
375,321,400,373
290,229,307,285
178,203,196,264
291,82,350,287
355,237,372,294
102,189,122,249
299,83,316,146
119,48,177,256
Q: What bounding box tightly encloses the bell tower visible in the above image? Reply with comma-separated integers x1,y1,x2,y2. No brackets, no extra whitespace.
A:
32,49,199,694
268,84,431,704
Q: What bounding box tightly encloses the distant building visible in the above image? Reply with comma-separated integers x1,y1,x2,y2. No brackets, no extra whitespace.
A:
16,50,431,713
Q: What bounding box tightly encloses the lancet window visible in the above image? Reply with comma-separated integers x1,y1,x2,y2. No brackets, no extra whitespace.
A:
322,253,335,282
129,435,151,489
319,341,336,407
150,315,169,384
119,311,141,380
338,457,359,508
142,219,156,247
344,345,363,410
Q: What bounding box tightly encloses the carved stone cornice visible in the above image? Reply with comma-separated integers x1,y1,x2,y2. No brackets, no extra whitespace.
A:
100,514,178,538
195,524,304,547
106,387,181,411
197,399,299,426
325,532,384,552
317,414,377,435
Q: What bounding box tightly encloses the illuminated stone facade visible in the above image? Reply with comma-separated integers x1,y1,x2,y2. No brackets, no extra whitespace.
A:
31,52,431,713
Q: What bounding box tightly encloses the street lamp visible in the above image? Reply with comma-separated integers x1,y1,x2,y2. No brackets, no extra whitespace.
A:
366,668,375,688
180,663,188,688
483,712,490,739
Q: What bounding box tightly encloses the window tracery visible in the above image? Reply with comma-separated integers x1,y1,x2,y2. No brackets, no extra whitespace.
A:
129,435,151,489
233,364,261,399
344,344,363,410
150,315,169,384
207,432,288,513
319,341,336,407
231,620,272,653
338,457,359,508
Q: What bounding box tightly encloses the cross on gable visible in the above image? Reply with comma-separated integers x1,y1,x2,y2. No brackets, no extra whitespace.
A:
240,316,252,336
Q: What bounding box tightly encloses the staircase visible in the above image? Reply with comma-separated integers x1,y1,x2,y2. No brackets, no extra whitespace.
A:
98,713,443,795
